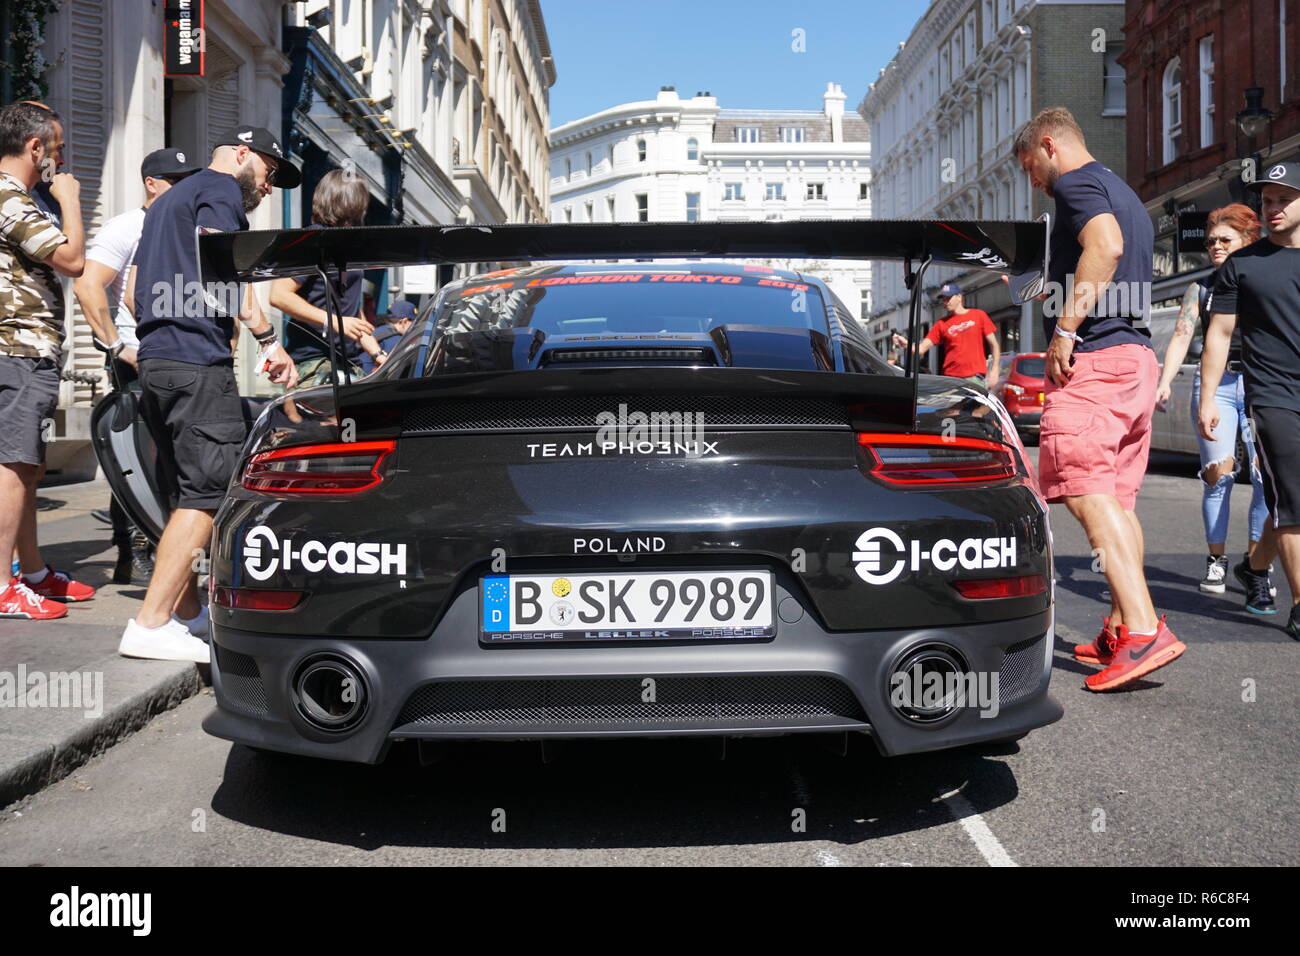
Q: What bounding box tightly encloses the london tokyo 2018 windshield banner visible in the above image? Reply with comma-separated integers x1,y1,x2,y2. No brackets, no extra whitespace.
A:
164,0,205,77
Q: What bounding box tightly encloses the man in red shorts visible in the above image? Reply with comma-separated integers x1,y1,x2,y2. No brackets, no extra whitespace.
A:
1014,107,1186,691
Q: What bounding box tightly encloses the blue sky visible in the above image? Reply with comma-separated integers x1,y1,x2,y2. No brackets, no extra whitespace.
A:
542,0,935,128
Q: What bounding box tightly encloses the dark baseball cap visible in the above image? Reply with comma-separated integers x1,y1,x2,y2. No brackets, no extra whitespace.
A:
1249,160,1300,193
140,147,201,181
387,300,418,321
935,282,963,301
212,125,302,188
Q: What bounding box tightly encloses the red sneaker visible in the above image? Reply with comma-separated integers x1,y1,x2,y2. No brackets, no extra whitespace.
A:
1085,617,1186,692
23,565,96,602
0,576,69,620
1074,617,1118,665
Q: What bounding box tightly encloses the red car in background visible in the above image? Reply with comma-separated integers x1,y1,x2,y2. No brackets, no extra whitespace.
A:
996,352,1046,440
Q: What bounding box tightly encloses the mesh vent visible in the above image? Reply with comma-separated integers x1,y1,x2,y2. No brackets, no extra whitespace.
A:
403,395,848,433
396,675,866,728
216,646,268,717
998,636,1044,706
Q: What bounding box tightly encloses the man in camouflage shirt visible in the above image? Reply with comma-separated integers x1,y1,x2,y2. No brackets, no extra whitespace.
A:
0,101,95,620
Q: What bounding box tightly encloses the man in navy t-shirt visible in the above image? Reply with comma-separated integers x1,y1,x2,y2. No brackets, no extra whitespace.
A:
119,125,301,664
1015,107,1185,692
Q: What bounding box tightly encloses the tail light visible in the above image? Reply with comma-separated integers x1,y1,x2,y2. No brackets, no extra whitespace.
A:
242,440,395,495
951,575,1046,599
856,433,1017,485
212,587,305,610
1003,383,1025,396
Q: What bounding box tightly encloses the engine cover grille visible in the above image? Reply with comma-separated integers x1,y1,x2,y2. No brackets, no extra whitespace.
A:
395,675,867,729
403,394,849,433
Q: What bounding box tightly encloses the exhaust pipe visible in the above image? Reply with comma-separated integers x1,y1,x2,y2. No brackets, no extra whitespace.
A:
291,655,368,732
888,643,970,725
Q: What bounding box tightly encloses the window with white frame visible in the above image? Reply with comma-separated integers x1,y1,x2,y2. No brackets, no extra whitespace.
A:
1104,42,1126,115
636,193,648,221
724,182,744,201
999,76,1011,139
686,137,698,160
806,182,825,200
1163,57,1183,164
765,182,785,200
637,139,647,162
860,288,872,320
735,126,760,143
685,192,700,221
983,0,994,43
1199,37,1215,146
586,151,592,173
564,157,571,178
607,195,616,220
859,181,869,200
780,126,805,143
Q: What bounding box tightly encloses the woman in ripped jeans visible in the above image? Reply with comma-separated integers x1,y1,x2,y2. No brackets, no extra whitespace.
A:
1155,203,1274,605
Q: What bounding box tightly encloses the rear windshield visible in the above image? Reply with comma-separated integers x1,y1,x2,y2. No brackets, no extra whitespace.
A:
433,270,827,339
1015,357,1045,378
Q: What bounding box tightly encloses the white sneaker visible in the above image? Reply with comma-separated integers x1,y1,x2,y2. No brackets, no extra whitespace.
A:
172,605,210,641
119,618,210,663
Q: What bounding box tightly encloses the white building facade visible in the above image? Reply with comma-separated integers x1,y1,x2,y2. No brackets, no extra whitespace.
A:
859,0,1035,354
548,84,873,315
858,0,1127,356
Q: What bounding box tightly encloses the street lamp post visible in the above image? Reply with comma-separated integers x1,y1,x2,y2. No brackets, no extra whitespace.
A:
1233,86,1275,209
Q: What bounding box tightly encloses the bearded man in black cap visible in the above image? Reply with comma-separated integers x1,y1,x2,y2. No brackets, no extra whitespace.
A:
74,147,200,585
118,125,301,663
1200,159,1300,640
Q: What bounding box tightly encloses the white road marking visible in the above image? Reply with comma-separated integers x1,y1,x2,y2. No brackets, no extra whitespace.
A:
814,848,843,867
938,788,1018,867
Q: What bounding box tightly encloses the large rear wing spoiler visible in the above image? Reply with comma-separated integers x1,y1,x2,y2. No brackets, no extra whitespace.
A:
197,218,1048,420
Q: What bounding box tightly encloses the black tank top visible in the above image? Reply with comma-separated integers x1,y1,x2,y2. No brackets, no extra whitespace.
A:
1197,272,1242,363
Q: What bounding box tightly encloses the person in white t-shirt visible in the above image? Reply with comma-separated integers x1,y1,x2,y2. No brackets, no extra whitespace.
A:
72,147,199,586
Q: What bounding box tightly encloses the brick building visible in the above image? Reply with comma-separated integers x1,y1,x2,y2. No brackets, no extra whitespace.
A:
1119,0,1300,295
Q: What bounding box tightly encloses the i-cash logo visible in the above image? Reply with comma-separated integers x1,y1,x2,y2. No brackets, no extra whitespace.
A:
242,525,407,580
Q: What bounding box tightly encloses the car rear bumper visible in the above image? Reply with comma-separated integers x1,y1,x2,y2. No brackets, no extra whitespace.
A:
203,583,1062,763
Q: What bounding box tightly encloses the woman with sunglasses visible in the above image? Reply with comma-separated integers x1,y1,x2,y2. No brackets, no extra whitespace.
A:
1155,204,1273,606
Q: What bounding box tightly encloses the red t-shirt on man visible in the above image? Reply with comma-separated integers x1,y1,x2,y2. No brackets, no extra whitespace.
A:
926,309,995,377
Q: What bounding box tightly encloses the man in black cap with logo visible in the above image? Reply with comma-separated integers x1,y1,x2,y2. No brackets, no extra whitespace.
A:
1200,159,1300,639
74,147,200,585
118,125,301,663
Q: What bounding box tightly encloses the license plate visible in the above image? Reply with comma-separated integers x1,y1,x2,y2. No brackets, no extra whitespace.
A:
480,570,775,644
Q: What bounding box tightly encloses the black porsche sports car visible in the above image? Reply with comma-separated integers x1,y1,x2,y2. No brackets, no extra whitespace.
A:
102,219,1062,763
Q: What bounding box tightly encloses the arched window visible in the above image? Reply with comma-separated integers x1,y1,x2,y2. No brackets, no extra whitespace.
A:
1163,57,1183,164
686,137,699,160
